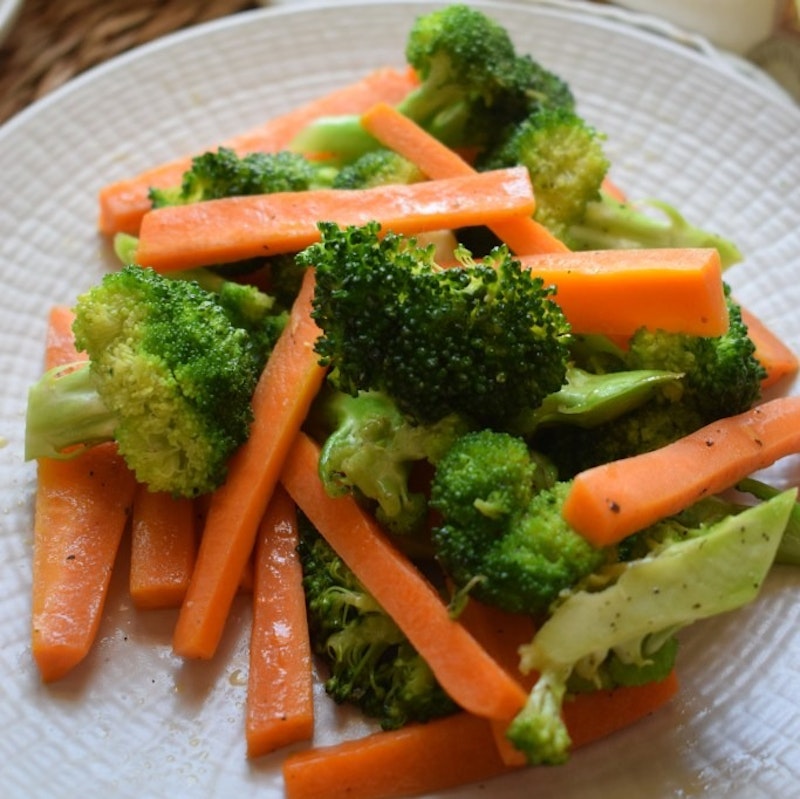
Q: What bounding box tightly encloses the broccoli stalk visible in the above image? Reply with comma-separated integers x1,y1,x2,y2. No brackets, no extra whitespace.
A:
25,264,282,497
507,488,796,764
298,518,458,730
290,4,573,164
569,191,743,269
302,221,572,428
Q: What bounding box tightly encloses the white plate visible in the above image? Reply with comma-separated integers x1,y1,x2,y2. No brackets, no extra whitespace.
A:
1,2,799,797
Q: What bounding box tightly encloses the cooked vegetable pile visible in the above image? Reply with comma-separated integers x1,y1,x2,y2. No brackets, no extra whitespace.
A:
25,3,800,795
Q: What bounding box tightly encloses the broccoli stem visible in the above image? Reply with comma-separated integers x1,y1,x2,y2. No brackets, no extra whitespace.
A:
25,362,117,460
289,115,382,165
568,192,743,269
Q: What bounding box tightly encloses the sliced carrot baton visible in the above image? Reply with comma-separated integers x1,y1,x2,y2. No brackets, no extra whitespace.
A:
740,306,799,390
562,395,800,546
98,67,417,236
282,712,518,799
172,268,327,660
517,247,729,337
129,485,197,611
246,484,314,758
280,431,529,722
134,166,537,272
360,100,569,255
31,306,137,682
281,672,679,799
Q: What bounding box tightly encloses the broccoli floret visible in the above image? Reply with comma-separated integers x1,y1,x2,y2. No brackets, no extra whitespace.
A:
507,488,796,764
25,265,279,497
478,104,740,265
290,5,572,163
149,147,336,207
478,106,609,244
301,221,572,427
569,191,743,268
331,148,425,190
534,291,765,475
429,430,606,615
298,518,458,729
312,388,470,536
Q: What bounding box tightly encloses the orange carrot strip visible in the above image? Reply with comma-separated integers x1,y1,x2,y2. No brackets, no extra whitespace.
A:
360,101,568,255
135,167,536,272
283,712,518,799
31,307,137,682
172,269,326,659
129,486,197,610
518,247,729,337
280,431,528,721
741,307,799,389
246,485,314,758
563,671,680,749
282,670,678,799
601,176,627,203
98,67,417,236
563,395,800,546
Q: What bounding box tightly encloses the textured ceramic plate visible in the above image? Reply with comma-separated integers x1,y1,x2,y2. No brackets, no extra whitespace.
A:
1,2,799,797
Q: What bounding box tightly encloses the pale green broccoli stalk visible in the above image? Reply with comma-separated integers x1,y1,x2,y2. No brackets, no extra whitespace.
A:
508,364,684,436
507,488,796,765
298,517,458,729
25,264,281,497
312,388,470,536
569,192,743,269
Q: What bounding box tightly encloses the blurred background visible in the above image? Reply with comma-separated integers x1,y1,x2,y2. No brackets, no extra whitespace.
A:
0,0,797,124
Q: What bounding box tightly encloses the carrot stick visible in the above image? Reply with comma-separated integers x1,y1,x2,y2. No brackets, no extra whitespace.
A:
282,712,518,799
563,395,800,546
172,268,326,659
129,486,197,610
563,671,679,749
134,167,536,272
740,307,799,389
282,671,678,799
31,307,137,682
517,247,729,337
279,431,529,722
360,101,568,255
246,485,314,758
98,67,417,236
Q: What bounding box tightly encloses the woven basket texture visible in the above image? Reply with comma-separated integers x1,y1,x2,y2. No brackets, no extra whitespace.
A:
0,0,259,123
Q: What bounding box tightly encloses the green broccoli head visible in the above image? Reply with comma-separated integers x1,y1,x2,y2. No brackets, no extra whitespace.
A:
430,429,606,615
402,4,573,148
298,519,457,730
149,147,334,207
331,149,425,190
290,5,573,162
302,221,572,427
314,388,470,536
479,106,609,242
25,265,272,496
625,288,765,422
533,291,765,476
